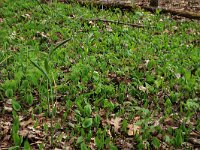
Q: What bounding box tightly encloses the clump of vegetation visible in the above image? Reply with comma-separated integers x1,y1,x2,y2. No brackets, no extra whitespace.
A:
0,0,199,149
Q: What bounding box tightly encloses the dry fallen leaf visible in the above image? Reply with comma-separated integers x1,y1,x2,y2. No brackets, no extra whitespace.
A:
163,117,174,126
127,124,141,136
89,20,95,26
139,85,147,93
110,117,122,132
20,118,33,128
134,116,140,121
0,18,3,23
4,106,12,112
106,25,113,32
19,129,29,137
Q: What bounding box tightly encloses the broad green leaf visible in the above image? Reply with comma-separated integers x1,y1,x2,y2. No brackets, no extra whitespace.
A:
109,143,118,150
152,137,160,149
22,80,29,88
80,142,88,150
93,71,99,81
84,104,92,116
24,140,31,150
26,94,33,105
174,129,183,147
95,137,102,149
82,118,92,128
12,100,21,111
12,132,22,146
5,89,13,98
77,136,84,144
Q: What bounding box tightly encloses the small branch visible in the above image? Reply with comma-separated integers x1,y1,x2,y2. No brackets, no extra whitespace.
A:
71,0,137,10
87,18,151,28
188,137,200,146
140,5,200,20
36,0,48,14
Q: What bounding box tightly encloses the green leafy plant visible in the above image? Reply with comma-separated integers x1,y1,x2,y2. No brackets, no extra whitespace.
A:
173,129,184,148
152,137,160,149
82,118,93,128
10,111,23,149
1,0,200,149
12,100,21,111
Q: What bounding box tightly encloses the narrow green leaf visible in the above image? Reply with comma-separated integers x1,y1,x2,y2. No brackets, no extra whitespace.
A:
26,94,33,105
24,140,31,150
30,60,50,81
49,38,71,57
44,58,50,73
77,136,84,144
80,142,88,150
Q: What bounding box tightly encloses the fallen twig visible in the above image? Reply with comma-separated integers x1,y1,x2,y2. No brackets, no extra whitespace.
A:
140,5,200,20
71,0,200,20
188,137,200,146
70,0,136,10
35,0,48,14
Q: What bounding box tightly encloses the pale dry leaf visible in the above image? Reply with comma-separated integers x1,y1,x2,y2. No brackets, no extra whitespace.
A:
6,99,12,104
110,117,122,132
4,106,12,112
68,14,75,19
106,25,113,32
188,137,200,145
106,129,112,137
134,116,140,121
127,124,141,136
20,118,33,128
153,120,160,126
0,18,3,23
19,129,29,137
89,21,95,26
172,26,178,30
144,60,150,67
3,135,11,141
175,73,181,79
139,85,147,92
21,13,31,19
90,137,96,150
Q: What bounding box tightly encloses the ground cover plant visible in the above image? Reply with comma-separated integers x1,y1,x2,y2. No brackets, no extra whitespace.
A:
0,0,200,149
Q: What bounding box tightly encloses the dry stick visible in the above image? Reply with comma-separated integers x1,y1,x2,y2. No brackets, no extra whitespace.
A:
140,5,200,20
36,0,48,14
72,0,200,20
71,0,136,10
87,18,151,28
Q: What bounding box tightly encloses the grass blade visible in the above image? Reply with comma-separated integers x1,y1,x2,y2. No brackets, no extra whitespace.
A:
30,59,50,81
49,38,71,57
0,55,12,65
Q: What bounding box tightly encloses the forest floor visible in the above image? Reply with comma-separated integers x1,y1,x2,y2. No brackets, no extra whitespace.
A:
0,0,200,149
